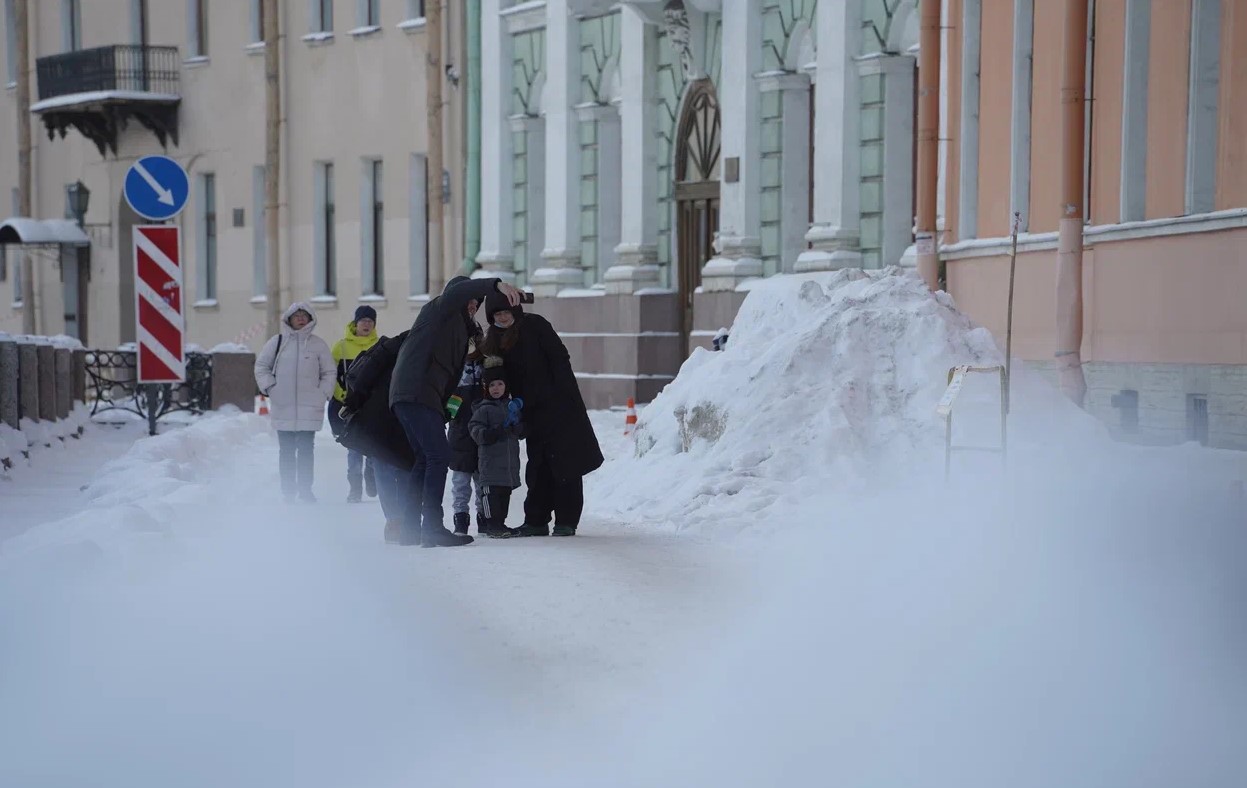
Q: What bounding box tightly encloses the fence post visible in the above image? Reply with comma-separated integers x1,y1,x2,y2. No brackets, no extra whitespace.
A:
0,336,18,429
72,349,87,403
54,348,72,420
17,342,39,423
37,343,56,424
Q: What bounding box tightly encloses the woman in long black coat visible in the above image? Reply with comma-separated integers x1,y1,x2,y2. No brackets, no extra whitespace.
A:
481,293,603,536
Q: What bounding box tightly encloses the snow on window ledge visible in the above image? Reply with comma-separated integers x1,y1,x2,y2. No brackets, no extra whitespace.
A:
398,18,427,32
349,25,382,38
310,295,339,307
5,82,15,90
245,42,265,56
11,301,23,309
301,32,336,46
249,295,267,306
192,299,219,311
183,56,210,67
358,294,388,307
407,294,432,307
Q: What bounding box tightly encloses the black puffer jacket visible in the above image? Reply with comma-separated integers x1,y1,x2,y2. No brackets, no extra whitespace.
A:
484,300,603,481
389,276,500,415
335,332,414,471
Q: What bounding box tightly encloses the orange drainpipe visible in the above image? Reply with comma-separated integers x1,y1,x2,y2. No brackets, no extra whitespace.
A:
1056,0,1089,406
915,0,942,291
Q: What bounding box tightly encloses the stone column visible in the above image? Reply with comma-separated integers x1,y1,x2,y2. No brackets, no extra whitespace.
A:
796,0,863,272
575,102,622,285
211,351,259,412
72,349,87,403
17,342,38,423
702,0,765,292
758,71,812,273
37,343,56,424
531,0,584,295
864,54,917,267
475,0,516,279
54,348,71,420
0,337,17,429
605,5,660,295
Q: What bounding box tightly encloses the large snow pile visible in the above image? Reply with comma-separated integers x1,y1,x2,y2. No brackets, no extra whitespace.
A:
591,269,1002,530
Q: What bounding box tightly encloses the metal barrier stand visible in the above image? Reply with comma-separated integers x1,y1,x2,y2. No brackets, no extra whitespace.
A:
939,365,1008,483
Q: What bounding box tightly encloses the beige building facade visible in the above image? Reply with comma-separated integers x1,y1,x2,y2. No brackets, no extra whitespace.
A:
0,0,467,351
941,0,1247,448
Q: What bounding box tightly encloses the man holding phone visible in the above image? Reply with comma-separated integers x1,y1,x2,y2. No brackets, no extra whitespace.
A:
389,276,526,547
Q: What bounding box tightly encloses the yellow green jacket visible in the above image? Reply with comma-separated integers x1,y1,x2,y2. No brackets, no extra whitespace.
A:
330,322,380,402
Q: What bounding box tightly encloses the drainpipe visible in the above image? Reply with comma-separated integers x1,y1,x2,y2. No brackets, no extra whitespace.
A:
462,0,482,275
16,0,35,334
915,0,942,291
1056,0,1088,406
263,0,282,338
426,0,447,295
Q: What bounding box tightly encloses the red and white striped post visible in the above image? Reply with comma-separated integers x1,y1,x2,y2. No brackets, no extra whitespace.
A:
133,225,185,434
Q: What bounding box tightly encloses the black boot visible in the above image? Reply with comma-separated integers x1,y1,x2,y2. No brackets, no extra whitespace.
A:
364,466,377,498
476,511,490,536
552,524,577,537
347,473,363,503
420,525,474,548
453,512,470,535
511,523,550,537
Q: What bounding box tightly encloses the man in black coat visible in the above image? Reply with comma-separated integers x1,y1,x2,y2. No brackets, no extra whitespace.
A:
483,294,604,537
390,275,523,547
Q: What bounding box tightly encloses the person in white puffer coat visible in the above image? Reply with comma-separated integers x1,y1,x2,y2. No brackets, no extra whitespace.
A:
254,301,336,503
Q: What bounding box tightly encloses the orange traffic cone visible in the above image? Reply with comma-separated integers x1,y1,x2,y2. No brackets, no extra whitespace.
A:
257,395,270,416
624,397,637,437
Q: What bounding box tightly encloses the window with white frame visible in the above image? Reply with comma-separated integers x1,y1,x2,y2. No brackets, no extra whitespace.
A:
4,0,16,85
362,159,384,295
253,165,267,297
1120,0,1150,222
314,162,337,296
250,0,265,44
313,0,334,33
197,173,218,302
188,0,208,58
409,154,429,296
406,0,425,21
1186,0,1221,215
360,0,380,28
1009,0,1033,231
131,0,149,44
62,0,82,51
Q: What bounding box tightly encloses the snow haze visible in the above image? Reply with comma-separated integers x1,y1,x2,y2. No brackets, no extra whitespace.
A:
2,270,1244,786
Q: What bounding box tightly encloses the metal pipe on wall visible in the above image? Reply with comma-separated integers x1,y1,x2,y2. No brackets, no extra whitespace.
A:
1056,0,1089,406
915,0,942,291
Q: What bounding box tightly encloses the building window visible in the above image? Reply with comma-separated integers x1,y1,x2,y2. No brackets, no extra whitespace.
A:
1187,395,1210,446
1009,0,1034,231
1186,0,1221,215
406,0,425,20
1119,0,1151,222
188,0,208,58
131,0,149,45
361,159,384,295
196,173,217,302
250,0,264,44
62,0,82,51
253,165,267,297
360,0,380,28
409,154,429,296
315,162,337,297
313,0,333,33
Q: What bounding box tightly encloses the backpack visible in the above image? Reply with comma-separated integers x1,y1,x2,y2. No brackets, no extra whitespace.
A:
341,330,408,412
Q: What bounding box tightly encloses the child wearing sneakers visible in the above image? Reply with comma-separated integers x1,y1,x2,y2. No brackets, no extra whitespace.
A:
469,357,526,538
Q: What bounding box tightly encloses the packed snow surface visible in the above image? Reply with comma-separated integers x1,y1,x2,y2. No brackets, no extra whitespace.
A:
1,270,1244,786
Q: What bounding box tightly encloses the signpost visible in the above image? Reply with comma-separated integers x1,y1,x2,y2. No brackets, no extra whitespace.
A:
124,156,189,434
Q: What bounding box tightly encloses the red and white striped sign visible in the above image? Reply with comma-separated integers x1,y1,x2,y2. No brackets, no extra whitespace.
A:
133,225,185,383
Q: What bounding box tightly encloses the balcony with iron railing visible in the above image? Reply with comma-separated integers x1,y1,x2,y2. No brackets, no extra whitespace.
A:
32,45,182,156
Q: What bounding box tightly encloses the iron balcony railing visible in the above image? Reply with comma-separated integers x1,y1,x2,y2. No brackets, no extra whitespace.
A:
36,45,180,101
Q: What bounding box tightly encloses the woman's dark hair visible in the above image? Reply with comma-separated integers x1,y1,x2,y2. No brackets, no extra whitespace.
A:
482,319,521,356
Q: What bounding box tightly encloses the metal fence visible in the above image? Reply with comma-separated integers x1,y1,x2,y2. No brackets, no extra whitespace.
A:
37,45,180,100
84,350,212,427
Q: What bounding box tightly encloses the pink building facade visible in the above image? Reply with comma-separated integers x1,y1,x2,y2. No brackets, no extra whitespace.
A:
942,0,1247,448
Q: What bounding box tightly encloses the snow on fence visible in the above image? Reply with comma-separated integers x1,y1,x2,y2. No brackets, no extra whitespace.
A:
0,332,89,469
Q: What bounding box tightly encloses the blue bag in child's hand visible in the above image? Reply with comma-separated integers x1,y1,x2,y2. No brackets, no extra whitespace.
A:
504,397,524,427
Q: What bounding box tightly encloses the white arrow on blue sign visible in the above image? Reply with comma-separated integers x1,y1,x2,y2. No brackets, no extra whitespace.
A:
123,155,190,222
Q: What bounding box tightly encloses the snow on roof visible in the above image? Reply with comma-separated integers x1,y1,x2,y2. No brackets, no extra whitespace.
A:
29,90,180,113
0,218,90,247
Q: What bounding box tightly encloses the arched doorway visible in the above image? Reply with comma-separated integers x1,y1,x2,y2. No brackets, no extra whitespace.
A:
674,79,720,349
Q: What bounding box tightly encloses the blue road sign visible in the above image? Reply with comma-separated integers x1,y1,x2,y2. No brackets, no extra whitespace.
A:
123,155,190,222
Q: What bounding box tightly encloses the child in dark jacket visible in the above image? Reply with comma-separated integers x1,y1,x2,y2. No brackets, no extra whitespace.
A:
469,357,525,538
447,329,486,535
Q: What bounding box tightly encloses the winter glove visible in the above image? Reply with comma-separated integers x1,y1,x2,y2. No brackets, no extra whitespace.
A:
446,394,464,419
504,397,524,427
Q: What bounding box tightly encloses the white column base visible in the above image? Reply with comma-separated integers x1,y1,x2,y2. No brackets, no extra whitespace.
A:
701,256,763,293
898,244,919,269
795,224,863,272
473,252,517,283
604,243,660,295
530,248,584,295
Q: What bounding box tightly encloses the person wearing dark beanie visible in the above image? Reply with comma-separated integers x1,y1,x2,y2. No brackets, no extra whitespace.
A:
329,305,381,502
354,305,378,324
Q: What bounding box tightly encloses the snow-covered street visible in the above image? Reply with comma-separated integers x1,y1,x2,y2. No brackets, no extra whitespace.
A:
3,272,1245,787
